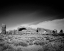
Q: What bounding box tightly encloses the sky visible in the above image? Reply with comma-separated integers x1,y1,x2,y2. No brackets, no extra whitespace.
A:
0,1,64,32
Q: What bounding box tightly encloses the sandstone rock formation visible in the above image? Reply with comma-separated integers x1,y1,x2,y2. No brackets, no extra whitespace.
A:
1,24,6,34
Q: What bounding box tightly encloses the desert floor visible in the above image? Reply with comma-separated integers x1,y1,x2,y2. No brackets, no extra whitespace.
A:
0,33,64,51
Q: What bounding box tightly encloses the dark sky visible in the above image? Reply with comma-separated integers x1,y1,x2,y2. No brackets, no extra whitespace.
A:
0,1,64,32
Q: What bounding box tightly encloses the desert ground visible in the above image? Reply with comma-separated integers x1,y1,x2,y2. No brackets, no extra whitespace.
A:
0,33,64,51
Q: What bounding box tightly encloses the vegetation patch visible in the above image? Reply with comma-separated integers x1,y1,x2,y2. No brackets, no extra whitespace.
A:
14,42,28,47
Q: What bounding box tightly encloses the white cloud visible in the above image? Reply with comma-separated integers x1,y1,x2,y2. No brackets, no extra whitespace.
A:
36,19,64,32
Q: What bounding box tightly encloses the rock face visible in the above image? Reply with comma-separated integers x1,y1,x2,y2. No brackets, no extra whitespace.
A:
37,28,52,34
6,26,53,35
1,24,6,34
17,26,37,34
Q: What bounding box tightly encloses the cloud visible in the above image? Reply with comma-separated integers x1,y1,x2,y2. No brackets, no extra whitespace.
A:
36,18,64,32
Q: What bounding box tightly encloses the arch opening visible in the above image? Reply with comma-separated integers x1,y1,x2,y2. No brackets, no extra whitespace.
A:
18,28,26,31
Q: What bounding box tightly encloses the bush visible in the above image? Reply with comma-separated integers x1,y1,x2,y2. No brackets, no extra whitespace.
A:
29,42,33,45
0,43,14,51
14,42,28,47
0,43,4,46
46,36,50,40
0,38,4,42
43,42,64,51
34,40,45,46
16,48,22,51
4,48,22,51
38,49,43,51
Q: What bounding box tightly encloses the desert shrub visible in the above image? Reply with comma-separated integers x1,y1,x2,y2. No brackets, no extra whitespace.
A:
0,43,5,51
0,38,4,42
34,40,45,46
29,42,33,45
0,43,14,51
43,43,56,51
38,48,43,51
18,42,28,46
52,42,64,51
0,42,22,51
14,42,28,47
43,42,64,51
0,46,4,51
0,43,4,46
4,49,15,51
46,36,50,40
3,48,16,51
29,41,33,45
28,39,34,45
16,48,22,51
2,44,13,50
4,48,22,51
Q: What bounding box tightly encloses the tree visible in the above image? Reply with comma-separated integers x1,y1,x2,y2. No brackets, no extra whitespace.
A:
54,29,57,33
36,29,38,32
52,30,55,34
59,29,63,34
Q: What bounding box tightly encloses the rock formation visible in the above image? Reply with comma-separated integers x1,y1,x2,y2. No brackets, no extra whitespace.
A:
1,24,6,34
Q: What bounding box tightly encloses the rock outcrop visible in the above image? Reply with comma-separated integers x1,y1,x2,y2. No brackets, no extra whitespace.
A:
1,24,6,34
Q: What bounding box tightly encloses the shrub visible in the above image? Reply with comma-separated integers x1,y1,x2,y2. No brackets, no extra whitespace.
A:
34,40,45,46
16,48,22,51
43,42,64,51
4,48,22,51
29,41,33,45
0,38,4,42
14,42,28,47
0,43,4,46
46,36,50,40
38,49,43,51
0,43,14,51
